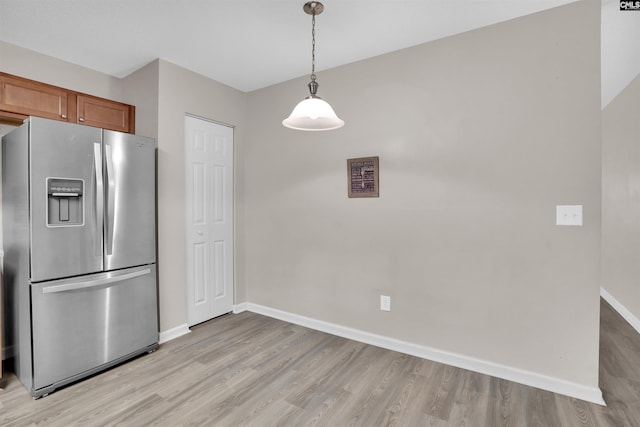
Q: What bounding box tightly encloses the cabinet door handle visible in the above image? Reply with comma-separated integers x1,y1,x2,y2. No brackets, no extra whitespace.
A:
61,114,67,119
79,117,85,122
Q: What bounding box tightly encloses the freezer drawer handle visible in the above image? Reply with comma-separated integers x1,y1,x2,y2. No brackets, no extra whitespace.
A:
41,268,151,294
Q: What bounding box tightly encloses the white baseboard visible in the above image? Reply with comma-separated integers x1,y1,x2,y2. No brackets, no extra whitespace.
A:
233,302,248,314
158,304,249,344
601,287,640,335
246,303,605,406
1,344,14,361
159,323,190,344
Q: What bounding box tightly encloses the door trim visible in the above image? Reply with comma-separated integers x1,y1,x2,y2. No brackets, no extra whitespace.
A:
185,113,235,129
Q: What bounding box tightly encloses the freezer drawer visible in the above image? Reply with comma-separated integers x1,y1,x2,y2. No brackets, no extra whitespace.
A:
30,264,158,393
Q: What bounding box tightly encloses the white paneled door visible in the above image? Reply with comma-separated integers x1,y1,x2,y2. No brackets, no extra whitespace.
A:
185,115,234,326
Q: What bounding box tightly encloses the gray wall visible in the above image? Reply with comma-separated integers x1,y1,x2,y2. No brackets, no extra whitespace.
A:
121,60,160,139
244,0,601,389
601,0,640,108
602,73,640,320
0,0,605,395
156,60,248,331
0,41,122,101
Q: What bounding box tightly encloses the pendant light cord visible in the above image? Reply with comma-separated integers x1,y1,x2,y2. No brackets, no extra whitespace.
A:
311,11,316,82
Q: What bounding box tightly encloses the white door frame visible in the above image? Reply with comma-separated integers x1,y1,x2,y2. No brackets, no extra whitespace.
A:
184,114,234,326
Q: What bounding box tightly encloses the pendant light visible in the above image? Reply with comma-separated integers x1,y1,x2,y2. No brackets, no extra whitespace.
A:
283,1,344,131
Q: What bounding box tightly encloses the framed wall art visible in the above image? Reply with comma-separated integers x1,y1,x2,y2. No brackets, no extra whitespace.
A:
347,156,379,198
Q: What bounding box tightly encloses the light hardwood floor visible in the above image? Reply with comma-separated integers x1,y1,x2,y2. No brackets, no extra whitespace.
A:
0,298,638,426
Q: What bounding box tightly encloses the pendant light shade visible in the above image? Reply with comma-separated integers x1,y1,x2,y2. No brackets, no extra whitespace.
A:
283,96,344,131
283,1,344,131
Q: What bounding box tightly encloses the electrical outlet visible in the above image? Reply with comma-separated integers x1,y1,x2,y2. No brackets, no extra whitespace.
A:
380,295,391,311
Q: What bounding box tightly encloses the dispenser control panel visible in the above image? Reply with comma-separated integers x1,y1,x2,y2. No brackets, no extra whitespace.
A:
48,180,83,196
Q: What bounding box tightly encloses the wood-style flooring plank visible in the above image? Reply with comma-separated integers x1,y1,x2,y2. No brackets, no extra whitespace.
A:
1,299,640,426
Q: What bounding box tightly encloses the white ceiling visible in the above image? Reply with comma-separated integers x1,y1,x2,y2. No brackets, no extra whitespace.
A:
0,0,580,93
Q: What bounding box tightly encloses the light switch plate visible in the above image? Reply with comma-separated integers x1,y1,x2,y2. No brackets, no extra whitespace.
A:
380,295,391,311
556,205,583,226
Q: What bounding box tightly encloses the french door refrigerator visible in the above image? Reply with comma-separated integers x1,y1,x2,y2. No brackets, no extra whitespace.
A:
2,116,158,398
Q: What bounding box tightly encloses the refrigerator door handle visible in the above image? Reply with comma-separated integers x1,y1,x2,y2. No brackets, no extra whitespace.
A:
94,143,104,257
105,144,116,255
41,268,152,294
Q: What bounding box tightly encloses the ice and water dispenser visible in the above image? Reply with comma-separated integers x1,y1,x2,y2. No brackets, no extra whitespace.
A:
46,178,84,226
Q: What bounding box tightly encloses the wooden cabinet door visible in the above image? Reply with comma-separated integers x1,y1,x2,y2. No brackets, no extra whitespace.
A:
0,75,69,121
77,94,134,133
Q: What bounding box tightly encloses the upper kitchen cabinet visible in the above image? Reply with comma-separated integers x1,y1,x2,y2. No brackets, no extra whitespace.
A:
0,74,69,122
0,72,135,134
77,94,134,133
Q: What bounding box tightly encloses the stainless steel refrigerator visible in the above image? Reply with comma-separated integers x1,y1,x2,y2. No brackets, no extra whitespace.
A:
2,116,158,398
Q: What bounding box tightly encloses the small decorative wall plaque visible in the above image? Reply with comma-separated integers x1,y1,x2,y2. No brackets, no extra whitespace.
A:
347,156,379,198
